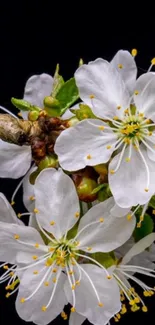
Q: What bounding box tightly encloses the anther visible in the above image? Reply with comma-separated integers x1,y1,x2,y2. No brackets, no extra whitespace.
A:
52,277,57,283
113,116,119,120
9,272,14,277
110,169,115,174
44,281,49,286
34,243,40,248
127,214,132,220
76,280,80,285
139,113,144,117
32,255,38,260
52,268,57,273
106,145,112,149
131,49,138,57
142,306,148,312
140,215,144,222
20,298,25,303
42,306,47,312
29,196,35,201
129,299,135,306
70,307,76,312
48,247,55,252
3,265,9,270
99,218,104,223
151,58,155,65
89,94,95,99
86,154,92,159
107,275,112,279
117,105,121,110
98,302,104,307
14,234,20,240
98,126,105,130
17,112,22,117
11,201,15,206
71,284,75,290
50,221,55,225
75,212,80,218
144,188,149,192
125,157,130,162
17,213,21,218
33,271,38,275
87,247,92,251
118,64,123,69
134,90,139,95
6,293,10,298
134,297,140,303
33,208,39,213
137,222,141,228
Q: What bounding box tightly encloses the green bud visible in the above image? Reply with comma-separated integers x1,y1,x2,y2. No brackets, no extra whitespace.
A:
38,155,58,171
79,58,84,66
44,96,62,117
11,97,40,112
28,110,40,121
76,177,97,202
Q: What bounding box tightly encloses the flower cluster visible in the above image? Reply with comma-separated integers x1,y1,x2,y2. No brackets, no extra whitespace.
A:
0,49,155,325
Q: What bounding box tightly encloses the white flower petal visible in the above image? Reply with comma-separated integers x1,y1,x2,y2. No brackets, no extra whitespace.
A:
134,72,155,122
16,265,67,325
23,166,36,213
110,50,137,94
69,312,86,325
64,263,121,325
0,222,46,264
77,197,136,253
23,73,53,108
0,140,31,178
121,233,155,265
110,204,131,218
109,145,155,207
55,119,117,172
75,58,130,119
144,134,155,161
34,168,80,240
0,193,23,225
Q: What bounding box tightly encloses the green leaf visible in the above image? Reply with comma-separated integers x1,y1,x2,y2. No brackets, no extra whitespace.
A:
91,252,116,269
56,77,79,115
52,64,64,98
134,213,154,242
149,195,155,209
11,98,40,112
91,184,107,195
71,104,96,120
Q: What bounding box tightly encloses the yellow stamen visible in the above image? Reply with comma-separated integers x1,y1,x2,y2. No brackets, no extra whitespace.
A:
70,252,75,257
17,112,22,117
87,247,92,251
34,243,40,248
98,126,105,130
125,157,130,162
70,307,76,312
134,90,139,95
129,299,135,306
149,132,153,136
152,209,155,215
29,196,35,201
69,270,74,275
117,105,121,110
3,265,8,270
140,215,144,222
9,272,14,277
11,201,15,206
20,298,25,303
42,306,47,312
32,255,38,260
14,234,20,240
134,297,140,303
17,213,21,218
52,277,57,283
116,313,121,319
137,222,141,228
75,212,80,218
86,154,92,160
50,221,55,226
71,284,75,290
6,293,10,298
76,280,80,285
99,217,104,223
89,94,95,99
110,169,115,174
98,302,104,307
44,281,49,286
131,49,138,57
33,270,38,275
151,58,155,65
107,275,112,279
106,145,111,149
139,113,144,117
113,116,119,120
142,305,148,312
52,268,57,273
144,188,149,192
33,208,39,213
118,64,123,69
48,247,55,252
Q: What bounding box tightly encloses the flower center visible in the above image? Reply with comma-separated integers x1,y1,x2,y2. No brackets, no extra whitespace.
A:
117,115,151,142
47,240,78,268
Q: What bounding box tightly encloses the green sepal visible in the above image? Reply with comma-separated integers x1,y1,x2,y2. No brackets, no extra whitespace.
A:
71,104,96,120
97,185,112,202
90,252,116,269
91,184,107,195
56,77,79,115
52,64,65,98
11,97,40,112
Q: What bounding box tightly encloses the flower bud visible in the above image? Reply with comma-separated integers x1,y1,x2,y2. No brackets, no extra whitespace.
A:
93,163,108,176
38,154,58,171
44,96,61,117
28,110,40,121
76,177,97,202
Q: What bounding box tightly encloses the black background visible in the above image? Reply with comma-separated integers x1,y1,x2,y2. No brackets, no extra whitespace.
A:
0,2,155,325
